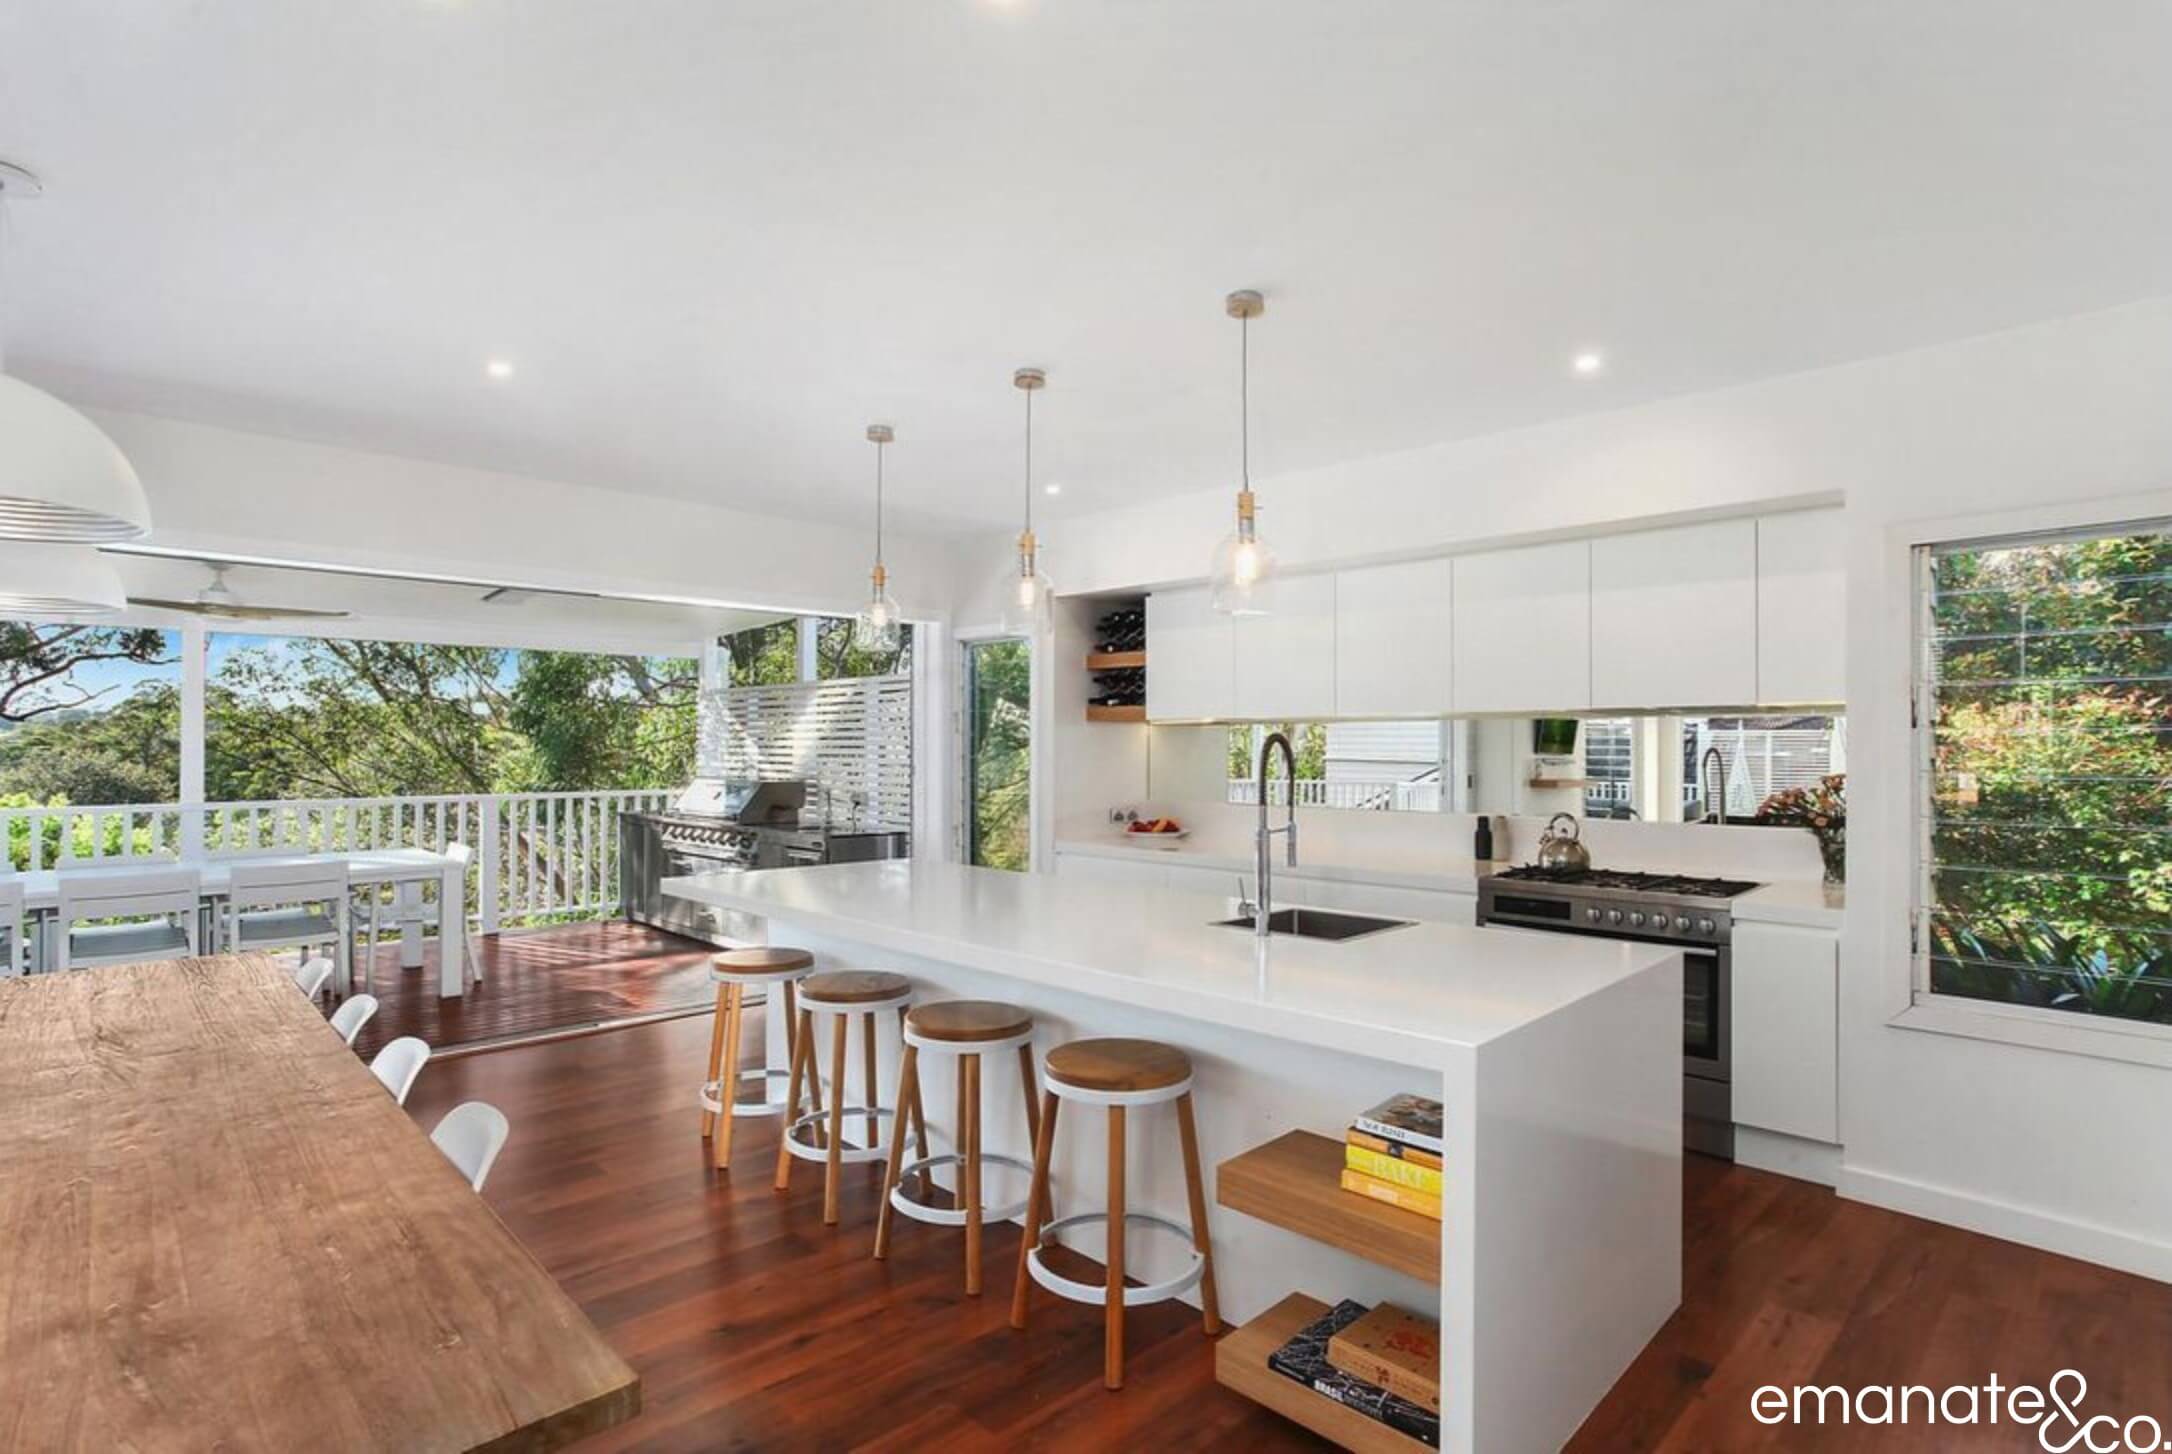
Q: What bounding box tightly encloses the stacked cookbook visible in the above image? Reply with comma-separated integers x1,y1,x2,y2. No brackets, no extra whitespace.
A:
1267,1298,1443,1446
1339,1092,1443,1219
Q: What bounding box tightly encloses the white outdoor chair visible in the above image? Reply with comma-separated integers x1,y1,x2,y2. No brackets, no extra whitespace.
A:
226,859,351,994
369,1035,431,1105
431,1101,510,1192
327,992,378,1047
0,876,22,977
292,956,334,1001
56,865,203,970
359,842,477,993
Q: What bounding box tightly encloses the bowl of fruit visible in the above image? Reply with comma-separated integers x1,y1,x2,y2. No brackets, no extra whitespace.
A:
1124,816,1188,844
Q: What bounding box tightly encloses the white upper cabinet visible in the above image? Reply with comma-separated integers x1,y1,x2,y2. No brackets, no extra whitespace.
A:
1452,540,1592,714
1145,587,1233,721
1335,559,1453,717
1233,573,1337,720
1591,520,1758,709
1757,509,1846,705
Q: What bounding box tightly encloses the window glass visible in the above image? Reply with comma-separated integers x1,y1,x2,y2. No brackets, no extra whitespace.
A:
965,638,1031,870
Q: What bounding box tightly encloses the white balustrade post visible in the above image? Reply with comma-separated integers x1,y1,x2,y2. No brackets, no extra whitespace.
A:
480,796,501,937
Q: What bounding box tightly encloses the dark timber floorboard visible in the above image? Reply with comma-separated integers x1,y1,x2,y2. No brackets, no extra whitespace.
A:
398,1013,2172,1451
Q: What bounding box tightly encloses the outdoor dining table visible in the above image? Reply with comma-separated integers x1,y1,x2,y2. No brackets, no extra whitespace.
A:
14,848,471,995
0,951,639,1450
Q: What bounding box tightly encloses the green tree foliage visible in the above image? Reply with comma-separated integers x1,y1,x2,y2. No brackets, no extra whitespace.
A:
0,622,172,723
503,651,696,791
1927,529,2172,1023
967,640,1030,871
1226,723,1329,784
0,685,180,803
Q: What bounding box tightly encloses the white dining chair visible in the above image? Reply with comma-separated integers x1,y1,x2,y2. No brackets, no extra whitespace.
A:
226,859,351,994
292,956,335,1001
326,992,378,1047
431,1101,510,1192
361,842,478,993
369,1035,431,1105
0,876,23,977
56,865,203,970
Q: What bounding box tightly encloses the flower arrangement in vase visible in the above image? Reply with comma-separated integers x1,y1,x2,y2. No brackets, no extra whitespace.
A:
1756,773,1847,885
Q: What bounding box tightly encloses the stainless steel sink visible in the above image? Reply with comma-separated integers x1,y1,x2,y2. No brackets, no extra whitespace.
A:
1212,906,1413,942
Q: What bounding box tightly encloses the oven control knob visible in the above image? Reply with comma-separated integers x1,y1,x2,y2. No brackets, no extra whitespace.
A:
1697,917,1716,935
1585,907,1602,923
1674,915,1692,932
1607,908,1624,925
1628,910,1646,927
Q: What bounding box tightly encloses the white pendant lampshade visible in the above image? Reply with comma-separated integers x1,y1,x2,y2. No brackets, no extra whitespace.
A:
0,539,126,616
0,376,150,542
998,366,1055,634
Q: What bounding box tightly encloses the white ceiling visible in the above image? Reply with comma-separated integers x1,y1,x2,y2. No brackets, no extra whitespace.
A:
4,2,2169,535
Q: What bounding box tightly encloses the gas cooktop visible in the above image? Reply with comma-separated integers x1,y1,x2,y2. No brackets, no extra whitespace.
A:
1491,865,1762,898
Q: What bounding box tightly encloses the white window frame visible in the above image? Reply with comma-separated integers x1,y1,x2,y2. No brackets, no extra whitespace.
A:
1887,488,2172,1070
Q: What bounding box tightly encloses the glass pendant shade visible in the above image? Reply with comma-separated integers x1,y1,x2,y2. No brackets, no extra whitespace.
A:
0,539,126,615
999,533,1055,633
1208,489,1276,615
852,565,902,654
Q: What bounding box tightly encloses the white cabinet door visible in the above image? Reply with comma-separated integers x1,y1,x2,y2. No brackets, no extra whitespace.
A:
1233,573,1337,720
1757,509,1846,705
1451,540,1592,714
1146,588,1233,722
1336,559,1453,717
1590,520,1757,709
1731,921,1838,1143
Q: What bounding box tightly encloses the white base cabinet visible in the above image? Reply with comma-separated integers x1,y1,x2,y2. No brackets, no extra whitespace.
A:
1730,920,1839,1146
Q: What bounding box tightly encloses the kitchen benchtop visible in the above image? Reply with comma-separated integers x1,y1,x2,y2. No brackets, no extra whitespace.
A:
663,859,1678,1066
1057,835,1845,930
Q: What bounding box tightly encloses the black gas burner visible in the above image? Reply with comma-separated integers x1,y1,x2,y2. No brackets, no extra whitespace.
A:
1493,865,1761,898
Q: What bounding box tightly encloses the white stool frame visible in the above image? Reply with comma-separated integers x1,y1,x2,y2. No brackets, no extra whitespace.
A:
774,984,922,1227
699,962,815,1160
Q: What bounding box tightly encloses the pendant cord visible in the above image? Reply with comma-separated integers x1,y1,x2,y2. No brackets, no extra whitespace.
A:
1240,312,1250,492
874,437,885,572
1023,387,1034,536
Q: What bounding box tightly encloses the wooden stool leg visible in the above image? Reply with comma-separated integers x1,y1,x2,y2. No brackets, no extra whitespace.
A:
954,1063,971,1206
1010,1088,1059,1330
1016,1044,1046,1218
1105,1104,1126,1390
712,983,744,1170
873,1043,919,1260
901,1006,930,1160
700,982,729,1137
1176,1091,1221,1335
861,1012,880,1149
963,1053,983,1295
823,1010,848,1225
774,1007,814,1192
800,987,821,1117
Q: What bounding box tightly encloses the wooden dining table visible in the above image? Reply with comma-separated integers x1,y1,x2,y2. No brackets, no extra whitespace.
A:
0,953,639,1451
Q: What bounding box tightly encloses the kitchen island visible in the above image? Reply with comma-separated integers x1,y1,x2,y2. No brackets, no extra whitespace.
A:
665,860,1680,1453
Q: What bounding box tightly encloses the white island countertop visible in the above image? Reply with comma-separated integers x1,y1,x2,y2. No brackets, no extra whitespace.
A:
664,860,1678,1069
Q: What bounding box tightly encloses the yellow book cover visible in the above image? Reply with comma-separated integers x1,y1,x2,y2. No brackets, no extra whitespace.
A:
1339,1167,1443,1220
1345,1128,1444,1171
1345,1143,1444,1195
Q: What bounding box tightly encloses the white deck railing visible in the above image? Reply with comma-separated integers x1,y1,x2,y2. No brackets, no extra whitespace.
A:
0,790,673,932
1225,777,1445,812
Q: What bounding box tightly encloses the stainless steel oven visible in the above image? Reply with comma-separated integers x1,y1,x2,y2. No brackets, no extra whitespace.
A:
1478,867,1753,1159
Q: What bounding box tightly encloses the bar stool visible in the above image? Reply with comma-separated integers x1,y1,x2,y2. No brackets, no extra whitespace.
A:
775,970,928,1225
872,1000,1042,1295
1011,1037,1219,1390
701,946,817,1171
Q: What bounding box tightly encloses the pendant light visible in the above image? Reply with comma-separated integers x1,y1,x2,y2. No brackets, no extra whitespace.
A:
851,423,902,653
0,540,126,616
999,366,1054,633
0,160,151,544
1208,289,1275,615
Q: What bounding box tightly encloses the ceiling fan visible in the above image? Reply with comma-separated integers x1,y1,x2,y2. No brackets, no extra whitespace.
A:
128,563,352,621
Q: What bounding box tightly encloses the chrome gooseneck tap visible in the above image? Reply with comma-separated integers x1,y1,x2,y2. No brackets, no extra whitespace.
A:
1255,730,1299,939
1699,744,1730,826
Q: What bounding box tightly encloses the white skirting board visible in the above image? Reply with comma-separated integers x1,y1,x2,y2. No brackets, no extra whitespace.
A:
1837,1163,2172,1285
1733,1126,1840,1188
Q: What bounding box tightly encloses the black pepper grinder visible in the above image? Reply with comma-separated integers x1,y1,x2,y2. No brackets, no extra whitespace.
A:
1473,813,1495,863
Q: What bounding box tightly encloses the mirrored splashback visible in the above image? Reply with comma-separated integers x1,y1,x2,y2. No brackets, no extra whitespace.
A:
1152,713,1846,823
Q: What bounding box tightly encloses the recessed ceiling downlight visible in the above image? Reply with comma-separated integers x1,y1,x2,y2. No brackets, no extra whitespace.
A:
485,359,515,380
1573,351,1605,376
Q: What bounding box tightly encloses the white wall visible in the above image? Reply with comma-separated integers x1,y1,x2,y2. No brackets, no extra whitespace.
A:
1034,296,2172,1277
94,408,957,623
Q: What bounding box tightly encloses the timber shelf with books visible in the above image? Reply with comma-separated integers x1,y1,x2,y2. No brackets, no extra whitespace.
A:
1216,1293,1434,1453
1216,1129,1440,1284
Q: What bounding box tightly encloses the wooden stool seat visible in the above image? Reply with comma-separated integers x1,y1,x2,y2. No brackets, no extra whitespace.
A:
1044,1038,1192,1095
711,946,815,982
799,969,913,1005
905,999,1036,1044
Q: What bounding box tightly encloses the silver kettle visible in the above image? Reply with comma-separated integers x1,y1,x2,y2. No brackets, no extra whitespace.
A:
1535,812,1591,872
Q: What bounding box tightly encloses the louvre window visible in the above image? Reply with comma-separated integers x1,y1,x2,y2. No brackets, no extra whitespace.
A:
1916,519,2172,1026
